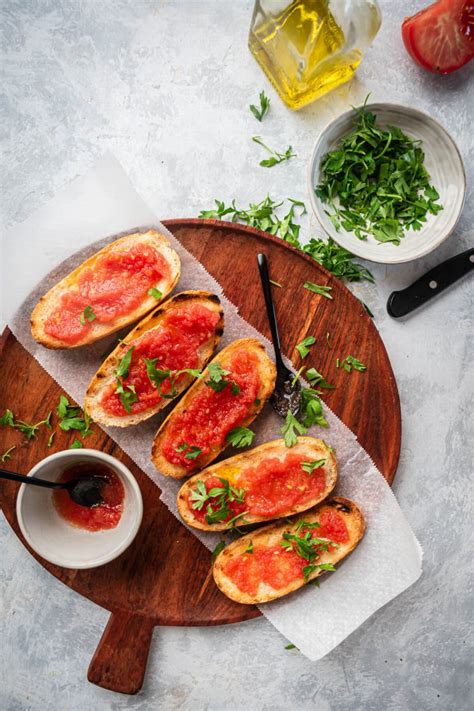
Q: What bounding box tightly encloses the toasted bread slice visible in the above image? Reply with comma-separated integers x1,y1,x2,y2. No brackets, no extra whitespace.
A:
177,437,337,530
31,229,180,349
213,497,365,604
151,338,276,478
84,290,224,427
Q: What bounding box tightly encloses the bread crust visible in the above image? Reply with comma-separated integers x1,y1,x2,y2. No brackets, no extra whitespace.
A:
213,496,365,604
151,338,276,478
31,229,181,349
177,437,337,530
84,290,224,427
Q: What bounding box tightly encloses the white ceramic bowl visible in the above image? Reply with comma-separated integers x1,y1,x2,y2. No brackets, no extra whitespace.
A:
16,449,143,569
308,103,466,264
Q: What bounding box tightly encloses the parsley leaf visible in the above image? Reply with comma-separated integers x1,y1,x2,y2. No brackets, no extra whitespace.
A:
226,426,255,448
147,287,163,300
252,136,296,168
280,411,307,448
284,643,297,650
305,367,335,390
338,355,367,373
211,540,226,561
300,388,328,429
0,445,15,462
116,347,135,379
0,409,52,440
56,396,93,436
303,237,374,283
303,282,333,299
301,459,326,475
79,305,96,326
184,446,202,460
70,439,83,449
245,540,254,554
296,336,316,359
249,91,270,122
204,363,240,395
191,477,247,525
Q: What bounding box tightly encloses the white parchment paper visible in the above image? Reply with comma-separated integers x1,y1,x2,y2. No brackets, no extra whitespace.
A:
2,153,422,661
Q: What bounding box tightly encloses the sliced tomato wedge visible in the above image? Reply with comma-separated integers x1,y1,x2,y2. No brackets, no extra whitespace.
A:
402,0,474,74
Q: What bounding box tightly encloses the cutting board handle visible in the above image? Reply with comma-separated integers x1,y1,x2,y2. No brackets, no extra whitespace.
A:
87,611,155,694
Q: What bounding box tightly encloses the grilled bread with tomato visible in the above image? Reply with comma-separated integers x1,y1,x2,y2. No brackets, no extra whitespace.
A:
213,497,365,604
31,230,180,349
84,291,224,427
151,338,276,478
177,438,337,530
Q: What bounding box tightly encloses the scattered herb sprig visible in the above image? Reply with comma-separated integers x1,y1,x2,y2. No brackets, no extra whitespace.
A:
0,409,52,440
303,282,333,300
337,355,367,373
56,395,93,437
249,91,270,122
303,237,374,283
0,445,16,462
296,336,316,359
315,101,443,245
252,136,296,168
226,426,255,448
281,525,336,582
190,477,247,526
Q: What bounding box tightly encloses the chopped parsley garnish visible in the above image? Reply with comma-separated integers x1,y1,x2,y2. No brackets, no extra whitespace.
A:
300,388,328,429
189,477,247,526
211,540,226,562
147,287,162,300
252,136,296,168
57,396,93,436
338,355,367,373
204,363,240,395
199,196,306,248
184,446,202,460
284,643,297,650
115,381,138,413
116,346,135,379
70,439,83,449
144,360,177,399
315,101,443,245
0,445,15,462
47,432,55,448
249,90,270,122
245,540,254,554
0,408,52,440
280,411,307,448
303,282,333,300
280,524,336,582
226,426,255,448
301,459,326,475
305,367,335,390
79,305,96,326
296,336,316,359
303,237,374,283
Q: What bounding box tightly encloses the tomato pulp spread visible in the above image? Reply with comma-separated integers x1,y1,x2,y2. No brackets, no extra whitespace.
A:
223,510,349,596
101,303,220,416
53,462,125,532
162,349,261,469
188,453,327,524
44,243,170,344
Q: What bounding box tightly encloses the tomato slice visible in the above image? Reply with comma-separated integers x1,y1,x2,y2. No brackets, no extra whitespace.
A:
402,0,474,74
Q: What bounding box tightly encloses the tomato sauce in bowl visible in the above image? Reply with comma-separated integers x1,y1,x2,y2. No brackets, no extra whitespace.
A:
101,303,221,416
44,243,170,345
53,462,125,532
162,349,261,469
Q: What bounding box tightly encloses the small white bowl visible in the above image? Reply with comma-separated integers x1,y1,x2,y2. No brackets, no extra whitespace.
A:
308,103,466,264
16,449,143,569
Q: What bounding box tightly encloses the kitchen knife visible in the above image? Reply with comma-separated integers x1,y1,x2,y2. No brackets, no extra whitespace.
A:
387,248,474,318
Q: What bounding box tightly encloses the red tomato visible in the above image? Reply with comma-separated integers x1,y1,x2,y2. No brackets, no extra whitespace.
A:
402,0,474,74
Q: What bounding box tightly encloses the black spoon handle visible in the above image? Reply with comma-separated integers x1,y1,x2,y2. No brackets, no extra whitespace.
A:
257,253,285,371
387,248,474,318
0,468,64,489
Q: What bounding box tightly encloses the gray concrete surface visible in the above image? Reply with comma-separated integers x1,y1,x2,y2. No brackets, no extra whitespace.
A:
1,1,472,709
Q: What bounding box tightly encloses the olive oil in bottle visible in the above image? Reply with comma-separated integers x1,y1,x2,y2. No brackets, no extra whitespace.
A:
249,0,381,110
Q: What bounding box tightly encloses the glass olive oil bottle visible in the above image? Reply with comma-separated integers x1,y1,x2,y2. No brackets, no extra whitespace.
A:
249,0,381,109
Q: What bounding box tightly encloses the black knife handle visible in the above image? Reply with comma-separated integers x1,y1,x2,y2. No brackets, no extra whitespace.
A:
387,248,474,318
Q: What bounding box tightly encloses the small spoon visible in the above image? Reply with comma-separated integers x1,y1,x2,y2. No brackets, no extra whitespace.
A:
0,468,105,507
257,253,301,418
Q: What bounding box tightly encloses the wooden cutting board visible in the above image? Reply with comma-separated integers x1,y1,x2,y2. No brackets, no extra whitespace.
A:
0,220,401,694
